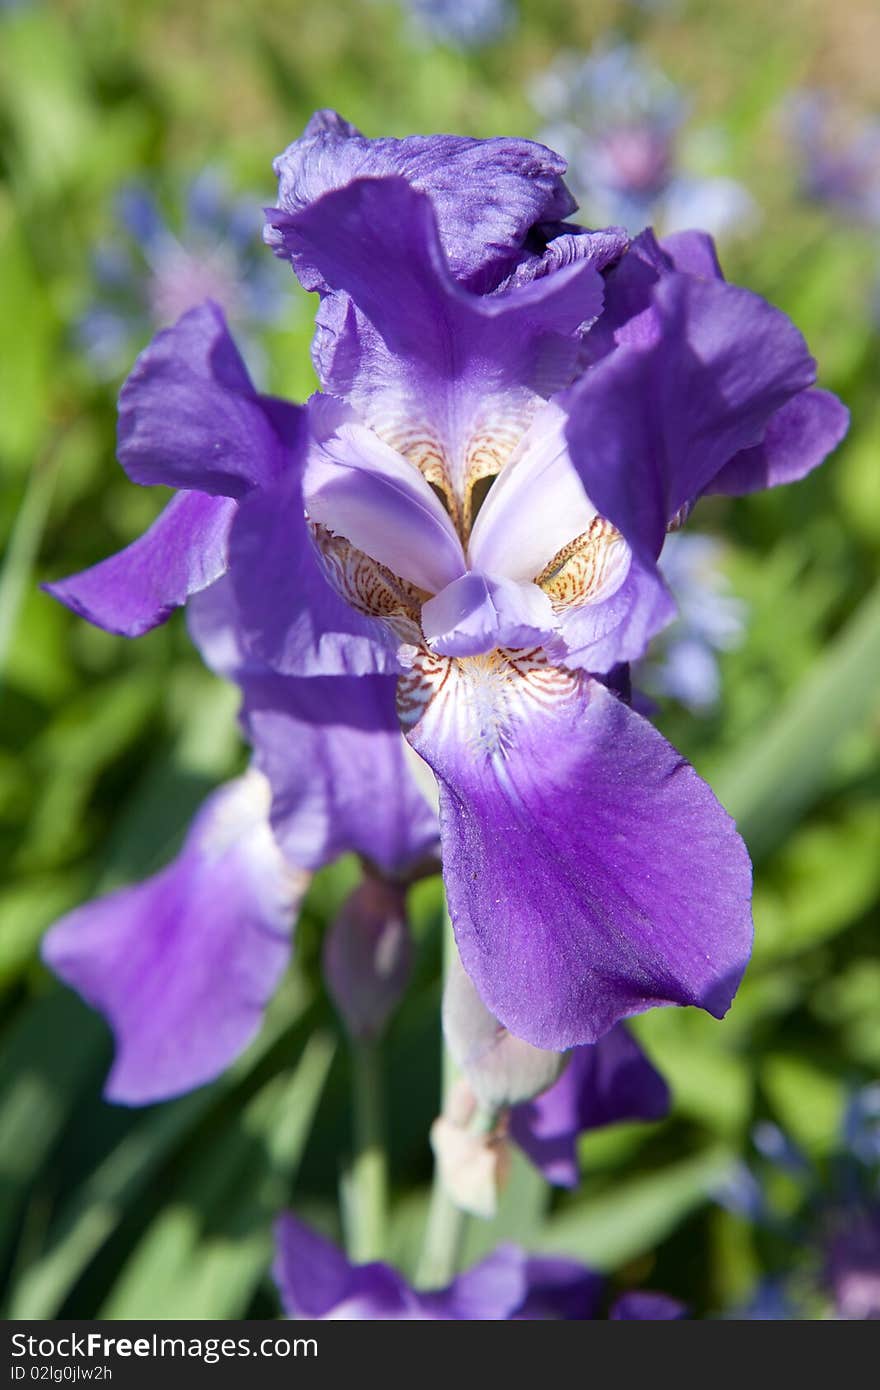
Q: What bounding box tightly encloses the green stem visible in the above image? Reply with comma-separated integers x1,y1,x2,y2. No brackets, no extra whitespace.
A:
415,900,470,1289
346,1036,388,1263
0,436,66,690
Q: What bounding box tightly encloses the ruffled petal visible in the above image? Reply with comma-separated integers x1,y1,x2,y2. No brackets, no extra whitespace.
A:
708,387,849,496
42,773,304,1104
44,491,236,637
279,176,603,519
267,109,576,292
509,1025,670,1188
118,302,298,498
564,272,818,565
402,659,752,1050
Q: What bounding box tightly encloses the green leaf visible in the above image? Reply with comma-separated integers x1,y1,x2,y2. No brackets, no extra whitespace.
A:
0,992,106,1259
99,1031,335,1319
6,974,313,1319
761,1055,843,1157
714,577,880,860
536,1147,732,1271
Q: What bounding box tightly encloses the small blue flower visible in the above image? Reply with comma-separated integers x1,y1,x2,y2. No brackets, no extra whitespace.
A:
530,40,757,238
784,89,880,226
76,169,289,381
639,533,747,712
406,0,512,48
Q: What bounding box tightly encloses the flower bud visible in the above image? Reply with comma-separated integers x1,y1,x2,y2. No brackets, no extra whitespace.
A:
442,949,565,1110
323,877,412,1040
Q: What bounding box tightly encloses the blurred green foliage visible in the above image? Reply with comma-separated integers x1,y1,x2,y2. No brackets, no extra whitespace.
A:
0,0,878,1319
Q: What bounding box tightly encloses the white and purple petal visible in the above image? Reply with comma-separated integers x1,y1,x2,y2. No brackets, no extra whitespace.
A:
402,659,752,1051
305,396,466,593
421,572,556,658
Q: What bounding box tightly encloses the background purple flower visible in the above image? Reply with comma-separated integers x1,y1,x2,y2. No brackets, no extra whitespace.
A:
784,89,880,226
405,0,513,48
530,40,757,238
273,1214,681,1319
638,532,747,712
75,169,289,381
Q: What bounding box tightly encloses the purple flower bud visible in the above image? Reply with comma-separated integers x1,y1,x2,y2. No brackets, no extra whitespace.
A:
323,877,413,1040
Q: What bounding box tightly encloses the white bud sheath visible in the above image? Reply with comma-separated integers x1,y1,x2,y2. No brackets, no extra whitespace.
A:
442,948,566,1111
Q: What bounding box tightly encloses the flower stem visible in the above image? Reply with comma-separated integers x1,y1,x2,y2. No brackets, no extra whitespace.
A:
415,899,470,1289
346,1035,388,1263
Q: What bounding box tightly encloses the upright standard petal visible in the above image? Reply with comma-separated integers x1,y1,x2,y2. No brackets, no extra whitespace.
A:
267,109,576,292
401,657,753,1050
279,176,603,529
42,773,305,1104
44,491,236,638
509,1026,670,1188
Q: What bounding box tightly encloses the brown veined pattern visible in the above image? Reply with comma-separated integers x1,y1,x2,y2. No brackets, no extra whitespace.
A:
397,644,581,762
369,402,542,544
311,524,425,645
536,515,630,611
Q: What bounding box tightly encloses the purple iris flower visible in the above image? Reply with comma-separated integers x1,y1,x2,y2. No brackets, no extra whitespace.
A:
76,170,288,380
44,111,847,1071
273,1214,683,1319
530,42,756,238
